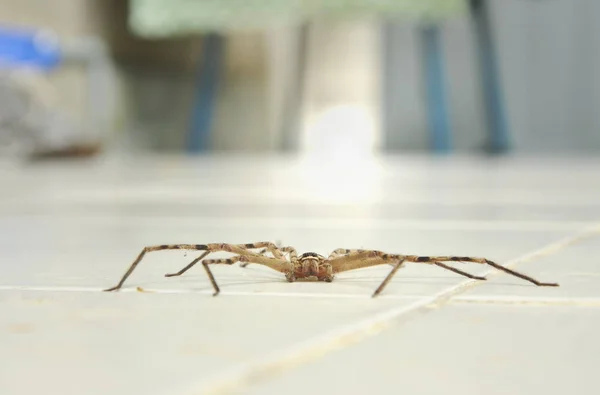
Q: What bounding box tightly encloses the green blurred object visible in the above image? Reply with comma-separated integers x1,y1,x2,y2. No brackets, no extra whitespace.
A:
129,0,467,36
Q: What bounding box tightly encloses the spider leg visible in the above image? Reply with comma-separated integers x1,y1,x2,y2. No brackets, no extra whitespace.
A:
241,246,297,268
104,244,208,292
433,261,487,281
327,250,407,297
239,242,286,267
164,251,210,277
405,255,559,286
238,246,272,267
373,259,406,297
328,248,368,259
201,256,245,295
167,242,283,274
104,242,286,292
239,248,267,267
328,250,404,274
202,254,293,296
281,246,298,259
372,259,485,297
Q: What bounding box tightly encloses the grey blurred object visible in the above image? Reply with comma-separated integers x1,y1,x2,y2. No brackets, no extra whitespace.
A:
0,35,114,159
0,69,62,156
0,71,30,138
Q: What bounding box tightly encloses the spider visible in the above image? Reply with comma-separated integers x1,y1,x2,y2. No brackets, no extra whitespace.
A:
103,242,559,297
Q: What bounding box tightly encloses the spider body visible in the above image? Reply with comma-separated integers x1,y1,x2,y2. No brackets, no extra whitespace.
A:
292,252,334,282
103,242,559,297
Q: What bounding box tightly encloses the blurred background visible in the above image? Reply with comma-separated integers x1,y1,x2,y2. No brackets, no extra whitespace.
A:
1,4,599,393
1,0,599,160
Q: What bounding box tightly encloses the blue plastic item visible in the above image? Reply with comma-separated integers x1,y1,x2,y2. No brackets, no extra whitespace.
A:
0,25,61,71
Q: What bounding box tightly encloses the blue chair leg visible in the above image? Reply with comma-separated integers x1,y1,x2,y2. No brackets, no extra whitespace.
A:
187,33,224,153
470,0,510,153
420,24,452,153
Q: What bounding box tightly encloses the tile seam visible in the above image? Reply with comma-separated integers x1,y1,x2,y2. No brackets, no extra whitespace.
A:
177,223,600,395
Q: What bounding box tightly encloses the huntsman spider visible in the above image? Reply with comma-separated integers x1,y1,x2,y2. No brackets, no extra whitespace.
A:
103,242,559,296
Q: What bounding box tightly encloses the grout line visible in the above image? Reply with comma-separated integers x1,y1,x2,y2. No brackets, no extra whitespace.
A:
0,285,422,300
176,223,600,395
171,295,445,395
2,286,598,307
451,295,600,307
21,186,600,207
0,285,105,293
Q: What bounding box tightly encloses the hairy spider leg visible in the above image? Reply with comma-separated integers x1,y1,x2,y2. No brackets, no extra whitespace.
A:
103,243,289,292
329,249,482,281
404,255,559,287
168,242,284,275
327,250,488,296
241,246,298,268
326,250,407,297
202,254,293,296
433,262,487,280
328,248,370,259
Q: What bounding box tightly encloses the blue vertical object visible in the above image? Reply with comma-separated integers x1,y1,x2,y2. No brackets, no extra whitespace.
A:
470,0,510,153
187,33,224,152
420,24,452,153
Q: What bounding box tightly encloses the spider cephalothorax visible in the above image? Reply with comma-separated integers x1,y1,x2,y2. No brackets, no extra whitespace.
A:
104,242,559,297
292,252,333,282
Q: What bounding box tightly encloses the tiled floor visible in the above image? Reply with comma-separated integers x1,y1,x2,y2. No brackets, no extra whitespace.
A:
1,154,599,395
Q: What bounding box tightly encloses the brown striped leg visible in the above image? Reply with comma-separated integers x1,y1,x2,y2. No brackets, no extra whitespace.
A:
168,242,282,274
326,250,407,297
104,243,287,292
238,247,268,268
433,261,487,281
202,254,293,296
241,245,298,268
328,249,405,274
202,256,245,296
372,259,406,297
328,248,367,259
104,244,209,292
164,251,211,277
239,242,285,268
370,259,485,298
405,256,559,286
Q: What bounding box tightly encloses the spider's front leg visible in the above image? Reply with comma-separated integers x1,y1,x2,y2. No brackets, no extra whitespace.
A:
166,242,283,276
104,244,208,292
239,241,286,268
202,252,294,296
241,245,298,267
103,242,283,292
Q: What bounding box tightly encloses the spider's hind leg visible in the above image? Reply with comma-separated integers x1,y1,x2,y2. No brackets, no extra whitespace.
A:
165,251,210,277
433,261,487,281
406,255,558,286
